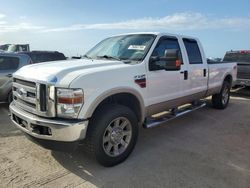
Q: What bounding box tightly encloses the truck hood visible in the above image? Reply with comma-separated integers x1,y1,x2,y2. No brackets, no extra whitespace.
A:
14,59,128,85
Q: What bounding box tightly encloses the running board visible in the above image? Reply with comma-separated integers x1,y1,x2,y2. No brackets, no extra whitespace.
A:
143,102,206,129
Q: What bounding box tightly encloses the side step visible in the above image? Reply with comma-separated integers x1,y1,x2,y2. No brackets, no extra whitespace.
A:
143,101,206,129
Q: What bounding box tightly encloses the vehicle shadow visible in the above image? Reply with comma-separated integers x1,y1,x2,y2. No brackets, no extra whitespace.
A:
50,102,229,187
51,121,193,187
49,90,249,187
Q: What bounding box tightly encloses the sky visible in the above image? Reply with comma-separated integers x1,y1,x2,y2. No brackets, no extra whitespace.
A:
0,0,250,58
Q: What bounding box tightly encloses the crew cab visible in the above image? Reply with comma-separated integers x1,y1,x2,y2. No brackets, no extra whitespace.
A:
223,50,250,87
9,32,237,166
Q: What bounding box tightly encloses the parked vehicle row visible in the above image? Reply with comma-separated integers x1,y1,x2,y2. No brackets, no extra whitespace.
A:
9,32,237,167
0,51,66,103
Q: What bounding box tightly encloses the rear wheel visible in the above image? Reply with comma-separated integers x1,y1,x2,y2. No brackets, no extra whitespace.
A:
84,104,138,167
212,81,230,109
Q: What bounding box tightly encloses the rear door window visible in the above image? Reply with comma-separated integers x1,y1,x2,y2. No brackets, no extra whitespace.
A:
0,56,19,70
183,38,203,64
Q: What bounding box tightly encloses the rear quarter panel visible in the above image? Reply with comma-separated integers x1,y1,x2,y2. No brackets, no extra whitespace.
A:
208,62,237,92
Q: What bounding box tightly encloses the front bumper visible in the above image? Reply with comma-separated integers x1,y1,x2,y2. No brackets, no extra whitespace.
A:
236,79,250,87
9,102,89,142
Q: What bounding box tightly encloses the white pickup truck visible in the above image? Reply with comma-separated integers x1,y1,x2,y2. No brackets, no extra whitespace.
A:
10,32,237,166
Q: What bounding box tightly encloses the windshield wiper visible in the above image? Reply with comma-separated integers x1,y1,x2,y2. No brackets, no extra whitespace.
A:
97,55,121,61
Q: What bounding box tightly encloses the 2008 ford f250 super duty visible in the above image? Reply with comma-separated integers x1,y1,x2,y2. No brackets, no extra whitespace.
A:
10,32,237,166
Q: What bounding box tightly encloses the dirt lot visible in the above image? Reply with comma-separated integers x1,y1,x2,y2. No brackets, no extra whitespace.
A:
0,89,250,188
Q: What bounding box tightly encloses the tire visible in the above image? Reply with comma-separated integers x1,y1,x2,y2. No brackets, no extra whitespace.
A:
7,91,13,104
212,81,231,109
84,104,138,167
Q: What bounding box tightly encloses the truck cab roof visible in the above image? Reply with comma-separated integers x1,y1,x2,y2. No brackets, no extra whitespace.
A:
111,32,199,41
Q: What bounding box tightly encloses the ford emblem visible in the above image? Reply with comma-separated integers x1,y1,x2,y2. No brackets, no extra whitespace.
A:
17,88,27,97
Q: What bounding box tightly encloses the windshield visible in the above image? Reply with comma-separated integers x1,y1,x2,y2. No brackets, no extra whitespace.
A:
223,51,250,62
85,34,156,62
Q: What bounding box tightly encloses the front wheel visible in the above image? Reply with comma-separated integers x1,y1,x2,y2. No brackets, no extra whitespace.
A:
212,81,231,109
84,104,138,167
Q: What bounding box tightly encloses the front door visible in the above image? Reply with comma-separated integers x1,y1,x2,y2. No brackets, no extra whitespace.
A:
146,37,187,114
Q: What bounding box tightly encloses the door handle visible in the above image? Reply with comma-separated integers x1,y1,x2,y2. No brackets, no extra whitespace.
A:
203,69,207,77
180,70,188,80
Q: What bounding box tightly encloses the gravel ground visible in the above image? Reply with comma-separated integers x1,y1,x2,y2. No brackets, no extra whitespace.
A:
0,89,249,188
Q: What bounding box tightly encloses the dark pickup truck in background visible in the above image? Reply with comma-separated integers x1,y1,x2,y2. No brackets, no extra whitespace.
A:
223,50,250,87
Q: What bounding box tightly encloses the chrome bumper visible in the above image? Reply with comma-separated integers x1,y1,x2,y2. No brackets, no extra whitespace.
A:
9,102,88,142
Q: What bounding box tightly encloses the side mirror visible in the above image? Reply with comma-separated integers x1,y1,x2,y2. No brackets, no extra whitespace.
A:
163,49,181,71
149,49,181,71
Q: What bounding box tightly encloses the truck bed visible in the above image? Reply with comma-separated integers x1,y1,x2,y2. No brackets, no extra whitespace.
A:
208,61,237,92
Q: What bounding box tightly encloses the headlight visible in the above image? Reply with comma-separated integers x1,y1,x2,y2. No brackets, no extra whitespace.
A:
56,88,84,118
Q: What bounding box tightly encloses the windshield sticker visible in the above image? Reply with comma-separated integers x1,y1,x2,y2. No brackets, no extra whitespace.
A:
128,45,146,51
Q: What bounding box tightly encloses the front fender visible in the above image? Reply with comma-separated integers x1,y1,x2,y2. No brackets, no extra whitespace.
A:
78,87,146,123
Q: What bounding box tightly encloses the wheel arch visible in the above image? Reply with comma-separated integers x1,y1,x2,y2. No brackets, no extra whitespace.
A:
223,74,233,87
84,88,146,124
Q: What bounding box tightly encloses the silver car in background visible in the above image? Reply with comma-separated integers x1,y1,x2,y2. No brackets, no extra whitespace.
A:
0,53,32,103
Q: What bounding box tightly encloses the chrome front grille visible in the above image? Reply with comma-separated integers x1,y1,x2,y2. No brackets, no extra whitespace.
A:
13,79,37,112
13,78,55,117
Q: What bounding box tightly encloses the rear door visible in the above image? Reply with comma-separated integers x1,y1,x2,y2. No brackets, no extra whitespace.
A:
0,56,19,87
182,38,208,96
